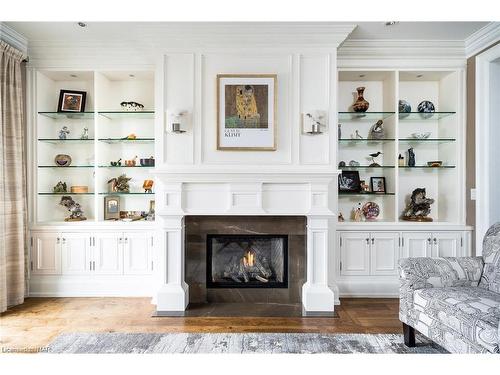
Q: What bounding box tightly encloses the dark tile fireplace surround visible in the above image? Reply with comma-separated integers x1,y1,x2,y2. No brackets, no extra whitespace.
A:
185,216,306,307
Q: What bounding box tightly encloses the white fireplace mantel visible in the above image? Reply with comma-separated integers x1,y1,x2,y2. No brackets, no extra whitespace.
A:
153,171,339,314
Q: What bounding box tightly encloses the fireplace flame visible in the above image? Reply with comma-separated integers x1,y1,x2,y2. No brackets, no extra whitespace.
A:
243,249,255,268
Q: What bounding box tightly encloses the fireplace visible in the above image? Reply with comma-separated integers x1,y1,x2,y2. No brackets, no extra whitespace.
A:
206,234,288,288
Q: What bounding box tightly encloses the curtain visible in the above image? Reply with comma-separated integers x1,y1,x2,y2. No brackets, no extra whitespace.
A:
0,40,27,312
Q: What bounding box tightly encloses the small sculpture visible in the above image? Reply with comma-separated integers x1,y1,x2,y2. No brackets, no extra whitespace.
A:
402,188,434,222
368,151,383,167
353,203,363,222
305,112,324,134
108,174,131,193
408,148,416,167
124,156,137,167
368,120,385,139
110,158,122,167
352,87,370,112
53,181,67,193
360,180,370,193
59,196,86,221
351,130,363,139
349,160,360,167
338,124,342,139
143,180,154,193
80,127,89,139
58,126,70,140
338,212,345,222
120,101,145,111
338,161,346,168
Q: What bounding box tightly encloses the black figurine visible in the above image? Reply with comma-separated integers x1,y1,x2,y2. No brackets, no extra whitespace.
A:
408,148,415,167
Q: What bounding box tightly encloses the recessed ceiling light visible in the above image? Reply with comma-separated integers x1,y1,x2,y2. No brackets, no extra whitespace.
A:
416,74,424,78
359,74,365,78
385,21,399,26
70,74,78,78
129,74,135,78
77,22,87,28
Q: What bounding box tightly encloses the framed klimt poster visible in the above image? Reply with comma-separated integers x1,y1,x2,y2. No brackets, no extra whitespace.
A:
217,74,277,151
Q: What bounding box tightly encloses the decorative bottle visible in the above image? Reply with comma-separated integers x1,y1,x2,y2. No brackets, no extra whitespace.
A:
352,87,370,112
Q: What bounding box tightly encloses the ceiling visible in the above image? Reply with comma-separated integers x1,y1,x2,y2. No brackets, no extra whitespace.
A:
5,21,491,43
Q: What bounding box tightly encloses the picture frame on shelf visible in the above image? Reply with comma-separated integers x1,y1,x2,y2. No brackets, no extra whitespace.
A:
57,89,87,112
338,171,361,193
370,177,386,194
216,74,277,151
104,195,120,220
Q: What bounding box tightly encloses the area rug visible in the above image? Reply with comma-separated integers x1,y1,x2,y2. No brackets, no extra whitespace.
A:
47,332,447,354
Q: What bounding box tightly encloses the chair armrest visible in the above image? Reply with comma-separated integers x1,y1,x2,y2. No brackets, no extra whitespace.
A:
399,257,483,324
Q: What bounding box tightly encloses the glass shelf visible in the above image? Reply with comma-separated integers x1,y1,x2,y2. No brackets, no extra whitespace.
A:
98,111,155,120
339,138,395,144
399,166,456,169
398,138,456,144
98,165,154,168
338,192,395,196
38,165,94,168
38,139,95,144
398,112,456,121
38,192,94,195
98,138,154,144
338,112,395,121
98,192,155,195
339,165,395,169
38,112,94,119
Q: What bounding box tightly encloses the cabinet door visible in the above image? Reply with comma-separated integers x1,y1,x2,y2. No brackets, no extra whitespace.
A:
61,233,92,275
433,232,462,258
93,233,123,275
31,232,61,275
339,232,370,276
370,232,399,276
401,232,432,258
123,232,153,275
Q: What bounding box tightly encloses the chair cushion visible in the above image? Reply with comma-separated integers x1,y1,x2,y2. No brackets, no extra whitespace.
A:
480,223,500,293
413,287,500,353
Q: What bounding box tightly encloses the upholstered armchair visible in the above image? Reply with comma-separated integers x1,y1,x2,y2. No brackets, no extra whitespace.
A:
399,223,500,353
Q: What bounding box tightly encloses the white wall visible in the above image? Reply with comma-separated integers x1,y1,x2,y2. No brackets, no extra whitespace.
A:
159,50,337,170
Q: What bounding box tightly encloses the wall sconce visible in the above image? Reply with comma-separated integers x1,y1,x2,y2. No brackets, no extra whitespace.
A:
302,110,327,135
167,111,188,134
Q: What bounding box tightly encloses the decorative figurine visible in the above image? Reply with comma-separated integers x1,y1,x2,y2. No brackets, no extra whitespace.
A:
58,126,70,140
305,112,324,134
402,188,435,222
408,148,416,167
352,87,370,112
349,160,360,167
338,124,342,139
124,156,137,167
398,154,405,166
110,158,122,167
368,120,385,139
338,212,345,222
351,130,363,139
353,203,363,222
108,174,131,193
143,180,154,193
145,200,155,221
338,161,346,168
120,101,145,111
59,196,86,221
53,181,67,193
360,180,370,193
80,127,89,140
368,151,383,167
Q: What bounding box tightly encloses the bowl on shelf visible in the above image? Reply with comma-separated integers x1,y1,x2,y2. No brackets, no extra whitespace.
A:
410,132,431,139
427,161,443,167
54,154,72,167
139,157,155,167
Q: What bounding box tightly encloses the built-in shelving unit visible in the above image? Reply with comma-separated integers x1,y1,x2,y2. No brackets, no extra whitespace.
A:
34,70,155,224
337,69,462,224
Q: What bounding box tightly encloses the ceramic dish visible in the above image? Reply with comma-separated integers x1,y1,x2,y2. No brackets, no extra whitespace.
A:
411,132,431,139
427,161,443,167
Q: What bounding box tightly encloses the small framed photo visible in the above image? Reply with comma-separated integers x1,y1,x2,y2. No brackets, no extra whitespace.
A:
104,196,120,220
370,177,386,193
338,171,361,193
58,89,87,112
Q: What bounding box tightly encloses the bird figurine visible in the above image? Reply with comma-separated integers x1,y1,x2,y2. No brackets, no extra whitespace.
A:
368,151,383,167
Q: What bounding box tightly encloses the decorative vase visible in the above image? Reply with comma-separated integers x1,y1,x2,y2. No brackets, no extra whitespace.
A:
399,100,411,118
352,87,369,112
417,100,435,119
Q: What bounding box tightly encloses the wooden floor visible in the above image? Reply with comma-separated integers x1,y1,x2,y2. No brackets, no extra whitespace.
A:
0,297,401,349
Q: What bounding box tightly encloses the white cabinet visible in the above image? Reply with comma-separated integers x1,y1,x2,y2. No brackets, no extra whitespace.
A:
339,232,399,276
123,232,154,275
370,232,399,276
61,233,92,275
340,232,370,276
93,233,123,275
401,232,463,259
31,232,61,275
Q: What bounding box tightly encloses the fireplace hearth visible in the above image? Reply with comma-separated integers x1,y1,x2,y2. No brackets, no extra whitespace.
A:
207,234,288,288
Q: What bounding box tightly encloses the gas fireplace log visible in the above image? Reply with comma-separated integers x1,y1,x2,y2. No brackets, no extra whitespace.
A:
255,275,269,283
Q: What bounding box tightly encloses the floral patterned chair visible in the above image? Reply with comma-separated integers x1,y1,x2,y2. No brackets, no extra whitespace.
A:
399,223,500,353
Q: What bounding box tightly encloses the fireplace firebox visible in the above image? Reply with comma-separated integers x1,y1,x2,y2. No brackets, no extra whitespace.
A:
206,234,288,288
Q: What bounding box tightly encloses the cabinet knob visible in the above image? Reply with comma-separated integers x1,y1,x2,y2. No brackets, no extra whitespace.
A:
366,238,370,245
371,238,374,245
433,238,437,244
427,238,432,244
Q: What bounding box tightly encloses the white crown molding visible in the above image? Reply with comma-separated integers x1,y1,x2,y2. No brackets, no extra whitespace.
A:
465,22,500,58
338,39,467,68
0,22,28,55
